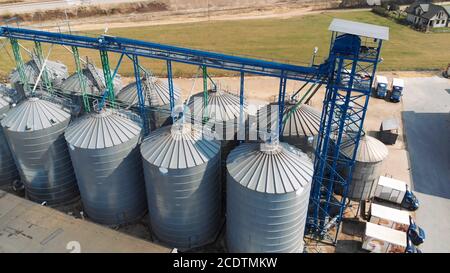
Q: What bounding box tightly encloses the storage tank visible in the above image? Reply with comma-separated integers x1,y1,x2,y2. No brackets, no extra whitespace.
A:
226,142,313,253
65,109,147,226
0,91,20,186
60,65,122,111
9,58,69,96
1,97,79,206
187,89,249,164
140,122,221,248
258,100,321,154
336,135,389,200
117,76,181,131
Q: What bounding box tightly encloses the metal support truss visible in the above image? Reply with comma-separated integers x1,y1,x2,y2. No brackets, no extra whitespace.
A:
9,38,30,95
277,73,287,139
132,54,148,134
0,27,325,83
34,41,53,93
238,71,245,141
71,46,90,112
99,50,115,106
307,32,383,244
167,60,175,123
202,65,209,123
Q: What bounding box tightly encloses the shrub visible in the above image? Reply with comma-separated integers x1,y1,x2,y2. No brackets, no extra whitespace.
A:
372,6,389,17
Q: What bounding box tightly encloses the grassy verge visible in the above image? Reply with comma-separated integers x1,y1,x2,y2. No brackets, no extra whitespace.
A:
1,10,449,81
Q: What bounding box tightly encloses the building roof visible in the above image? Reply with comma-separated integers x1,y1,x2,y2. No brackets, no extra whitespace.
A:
329,19,389,41
370,203,410,226
406,2,450,20
365,222,407,247
445,6,450,15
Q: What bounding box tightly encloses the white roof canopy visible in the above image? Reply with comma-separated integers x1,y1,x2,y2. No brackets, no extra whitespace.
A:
329,18,390,41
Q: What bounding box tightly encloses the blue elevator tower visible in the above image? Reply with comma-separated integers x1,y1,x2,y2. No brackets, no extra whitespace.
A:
306,19,389,244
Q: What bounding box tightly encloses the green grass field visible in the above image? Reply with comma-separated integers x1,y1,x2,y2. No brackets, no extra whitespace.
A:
1,10,449,80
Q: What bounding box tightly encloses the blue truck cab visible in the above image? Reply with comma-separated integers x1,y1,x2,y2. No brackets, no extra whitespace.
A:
390,78,404,102
374,75,388,98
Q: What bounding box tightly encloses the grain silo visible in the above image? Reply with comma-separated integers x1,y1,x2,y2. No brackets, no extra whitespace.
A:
117,76,181,131
258,101,321,154
0,91,19,186
9,57,69,96
60,64,122,109
336,135,389,200
64,109,147,226
140,122,222,249
1,97,79,206
226,142,313,253
187,89,249,166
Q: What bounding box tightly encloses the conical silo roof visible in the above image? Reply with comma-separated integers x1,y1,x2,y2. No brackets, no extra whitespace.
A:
341,135,388,163
118,77,181,108
65,109,142,149
187,89,248,122
60,67,122,96
227,142,313,194
141,122,220,169
0,94,11,116
1,97,71,132
283,103,321,137
9,59,69,88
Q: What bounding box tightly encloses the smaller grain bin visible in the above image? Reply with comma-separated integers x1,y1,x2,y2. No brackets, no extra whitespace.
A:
258,100,321,154
187,89,249,164
1,97,79,206
9,57,69,96
117,76,181,131
65,109,147,226
0,91,19,186
336,135,389,201
60,64,122,110
226,142,313,253
141,122,222,249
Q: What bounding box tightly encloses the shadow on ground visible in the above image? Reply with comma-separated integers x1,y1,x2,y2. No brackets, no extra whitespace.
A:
402,111,450,199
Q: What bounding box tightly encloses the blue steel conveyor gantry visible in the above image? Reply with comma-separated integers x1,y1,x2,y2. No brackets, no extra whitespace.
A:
0,19,388,245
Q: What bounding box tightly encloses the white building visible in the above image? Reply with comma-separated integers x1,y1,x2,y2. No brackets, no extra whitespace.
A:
405,1,449,30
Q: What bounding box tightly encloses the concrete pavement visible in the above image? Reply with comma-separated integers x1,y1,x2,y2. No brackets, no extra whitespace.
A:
0,190,171,253
402,76,450,253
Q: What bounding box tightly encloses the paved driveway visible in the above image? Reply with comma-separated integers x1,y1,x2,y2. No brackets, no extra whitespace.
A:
402,76,450,253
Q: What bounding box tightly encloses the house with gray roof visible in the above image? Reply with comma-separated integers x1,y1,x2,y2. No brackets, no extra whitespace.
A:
405,1,449,30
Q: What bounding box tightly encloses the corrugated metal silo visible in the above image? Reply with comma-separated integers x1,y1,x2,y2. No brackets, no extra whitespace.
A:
336,135,389,200
140,123,222,248
0,92,19,186
9,58,69,95
1,97,79,206
283,103,321,151
117,76,181,130
64,109,147,225
226,142,313,253
187,89,249,165
61,67,122,96
258,101,321,154
60,65,122,112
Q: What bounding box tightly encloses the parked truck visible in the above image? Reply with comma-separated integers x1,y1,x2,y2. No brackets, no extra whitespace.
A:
369,203,425,246
374,75,388,98
362,222,422,253
374,176,419,211
389,78,404,102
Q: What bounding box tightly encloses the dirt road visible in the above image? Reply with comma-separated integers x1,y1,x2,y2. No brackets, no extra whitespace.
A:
25,2,358,32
